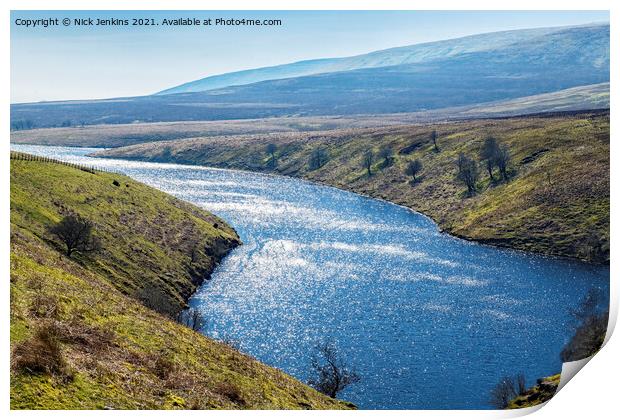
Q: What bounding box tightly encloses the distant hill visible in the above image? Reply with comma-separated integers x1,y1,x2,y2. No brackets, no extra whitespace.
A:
157,26,566,95
10,83,609,148
10,24,609,128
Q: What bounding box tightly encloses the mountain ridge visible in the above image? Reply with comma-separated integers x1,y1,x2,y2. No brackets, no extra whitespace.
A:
156,23,608,95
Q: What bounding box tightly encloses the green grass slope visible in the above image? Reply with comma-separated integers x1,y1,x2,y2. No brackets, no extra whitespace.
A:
97,111,609,262
11,158,240,316
10,159,350,409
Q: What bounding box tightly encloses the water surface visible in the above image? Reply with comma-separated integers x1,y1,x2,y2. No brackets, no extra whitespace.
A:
12,144,609,409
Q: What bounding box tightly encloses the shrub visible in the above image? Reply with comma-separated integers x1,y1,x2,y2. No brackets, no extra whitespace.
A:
29,294,62,319
57,321,115,354
12,323,67,377
152,353,176,380
214,382,245,406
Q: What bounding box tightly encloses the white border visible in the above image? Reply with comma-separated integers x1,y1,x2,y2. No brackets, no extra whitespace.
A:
3,2,617,420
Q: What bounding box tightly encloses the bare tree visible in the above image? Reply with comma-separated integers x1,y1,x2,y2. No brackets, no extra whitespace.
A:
309,147,328,170
308,339,360,398
456,153,479,195
405,159,423,182
378,146,393,167
265,143,277,168
490,373,527,409
362,150,374,176
479,136,499,181
495,144,511,181
49,214,100,257
431,130,439,152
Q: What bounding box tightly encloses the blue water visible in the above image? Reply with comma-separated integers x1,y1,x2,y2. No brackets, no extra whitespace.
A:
12,144,609,409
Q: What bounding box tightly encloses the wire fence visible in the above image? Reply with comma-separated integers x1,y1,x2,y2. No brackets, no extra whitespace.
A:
10,151,121,175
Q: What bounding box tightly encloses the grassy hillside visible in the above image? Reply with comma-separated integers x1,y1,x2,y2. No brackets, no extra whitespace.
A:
10,158,351,409
11,157,240,317
97,111,610,263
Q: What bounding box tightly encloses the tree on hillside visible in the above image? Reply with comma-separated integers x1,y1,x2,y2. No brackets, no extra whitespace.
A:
479,136,500,181
50,214,101,257
405,159,423,183
362,150,374,176
309,147,328,170
431,130,439,152
495,144,511,181
265,143,277,168
308,339,360,398
456,153,479,195
378,146,393,167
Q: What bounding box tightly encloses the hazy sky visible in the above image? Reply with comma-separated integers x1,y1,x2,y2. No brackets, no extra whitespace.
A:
11,10,609,103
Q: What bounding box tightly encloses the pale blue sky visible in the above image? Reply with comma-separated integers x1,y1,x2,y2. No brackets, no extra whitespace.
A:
10,10,609,103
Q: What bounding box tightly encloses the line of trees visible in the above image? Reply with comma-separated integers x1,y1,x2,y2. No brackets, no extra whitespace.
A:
296,130,514,197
